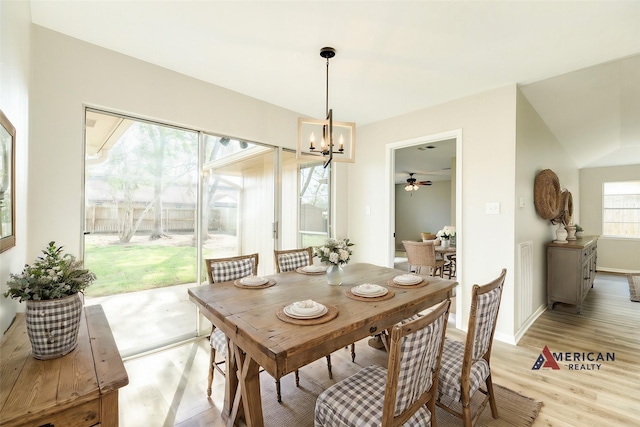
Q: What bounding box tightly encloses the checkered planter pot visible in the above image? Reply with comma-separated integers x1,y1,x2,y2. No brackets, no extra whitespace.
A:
25,293,84,360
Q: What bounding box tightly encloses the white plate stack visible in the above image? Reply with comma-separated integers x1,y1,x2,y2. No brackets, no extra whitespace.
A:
351,284,388,297
393,274,423,285
284,300,328,319
240,276,268,286
301,265,327,273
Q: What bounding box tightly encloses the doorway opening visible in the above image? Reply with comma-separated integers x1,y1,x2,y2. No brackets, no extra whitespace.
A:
386,129,462,325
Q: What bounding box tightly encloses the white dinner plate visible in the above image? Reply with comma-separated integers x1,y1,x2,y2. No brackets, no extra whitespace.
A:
393,274,423,285
284,303,328,319
302,265,327,273
240,276,268,286
351,284,388,297
288,300,325,315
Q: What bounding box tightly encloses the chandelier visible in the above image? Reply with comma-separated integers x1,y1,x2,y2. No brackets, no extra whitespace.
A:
297,47,356,168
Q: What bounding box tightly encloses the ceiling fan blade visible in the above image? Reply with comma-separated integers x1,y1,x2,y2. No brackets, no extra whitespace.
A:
414,169,451,176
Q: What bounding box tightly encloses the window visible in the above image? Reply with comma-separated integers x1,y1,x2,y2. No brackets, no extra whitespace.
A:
603,181,640,238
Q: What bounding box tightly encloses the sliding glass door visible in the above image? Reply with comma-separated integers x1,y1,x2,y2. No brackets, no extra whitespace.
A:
83,109,200,357
200,134,276,276
84,109,331,356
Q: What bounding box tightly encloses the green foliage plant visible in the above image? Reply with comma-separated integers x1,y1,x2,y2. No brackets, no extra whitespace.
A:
3,241,96,302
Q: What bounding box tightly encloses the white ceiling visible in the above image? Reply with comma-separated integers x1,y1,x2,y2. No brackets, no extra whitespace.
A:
30,1,640,172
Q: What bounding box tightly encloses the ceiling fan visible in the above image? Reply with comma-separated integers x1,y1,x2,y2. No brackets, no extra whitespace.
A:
405,173,432,191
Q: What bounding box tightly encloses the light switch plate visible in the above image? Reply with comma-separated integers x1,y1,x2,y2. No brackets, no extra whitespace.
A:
486,202,500,215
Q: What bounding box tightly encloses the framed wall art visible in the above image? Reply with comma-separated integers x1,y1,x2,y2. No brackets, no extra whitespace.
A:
0,109,16,253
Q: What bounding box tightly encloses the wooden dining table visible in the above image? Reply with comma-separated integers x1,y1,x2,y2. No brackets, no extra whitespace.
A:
188,262,457,427
435,244,456,254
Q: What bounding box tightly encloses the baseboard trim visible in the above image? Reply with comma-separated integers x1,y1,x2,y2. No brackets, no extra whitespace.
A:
513,303,546,344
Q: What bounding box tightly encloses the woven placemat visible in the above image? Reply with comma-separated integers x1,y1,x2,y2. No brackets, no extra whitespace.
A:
534,169,562,220
344,288,395,302
295,267,326,275
276,305,339,325
386,278,428,288
233,279,276,289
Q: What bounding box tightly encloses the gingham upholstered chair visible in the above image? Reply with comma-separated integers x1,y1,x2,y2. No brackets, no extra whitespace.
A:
204,254,288,399
315,299,451,427
273,247,342,383
437,268,507,427
402,240,445,277
274,247,313,273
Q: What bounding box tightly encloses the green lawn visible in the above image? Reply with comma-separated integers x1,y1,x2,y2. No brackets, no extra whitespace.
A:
84,244,200,297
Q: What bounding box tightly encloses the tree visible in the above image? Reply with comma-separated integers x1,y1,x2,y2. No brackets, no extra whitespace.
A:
91,122,197,243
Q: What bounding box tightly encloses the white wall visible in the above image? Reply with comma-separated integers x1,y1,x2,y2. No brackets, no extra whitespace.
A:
395,181,451,247
0,0,31,333
580,165,640,272
515,90,579,336
349,86,518,340
28,26,302,265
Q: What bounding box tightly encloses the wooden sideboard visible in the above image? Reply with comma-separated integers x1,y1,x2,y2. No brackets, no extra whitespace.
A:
0,304,128,427
546,235,598,314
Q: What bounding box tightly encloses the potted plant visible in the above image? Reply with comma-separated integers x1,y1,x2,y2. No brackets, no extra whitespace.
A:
314,238,354,285
4,241,96,359
575,224,584,238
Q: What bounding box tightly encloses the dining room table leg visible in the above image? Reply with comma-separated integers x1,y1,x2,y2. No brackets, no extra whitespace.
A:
223,338,239,424
226,341,264,427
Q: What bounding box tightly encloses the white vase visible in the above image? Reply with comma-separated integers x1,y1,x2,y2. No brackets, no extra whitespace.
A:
555,224,568,243
566,225,577,240
442,239,450,248
326,264,344,285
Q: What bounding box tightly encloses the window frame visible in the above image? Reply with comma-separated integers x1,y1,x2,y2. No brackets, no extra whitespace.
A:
602,180,640,240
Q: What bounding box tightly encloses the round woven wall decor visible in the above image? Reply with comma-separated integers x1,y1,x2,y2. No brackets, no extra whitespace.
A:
534,169,562,220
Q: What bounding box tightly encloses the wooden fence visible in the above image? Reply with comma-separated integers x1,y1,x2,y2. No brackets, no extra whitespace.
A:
85,205,237,234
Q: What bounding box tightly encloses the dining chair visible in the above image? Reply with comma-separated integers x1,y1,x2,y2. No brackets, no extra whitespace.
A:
273,247,348,381
203,253,295,401
402,240,445,277
273,247,313,273
315,299,451,427
443,254,457,279
436,268,507,427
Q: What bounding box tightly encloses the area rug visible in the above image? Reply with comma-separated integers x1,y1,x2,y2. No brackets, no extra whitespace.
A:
260,373,542,427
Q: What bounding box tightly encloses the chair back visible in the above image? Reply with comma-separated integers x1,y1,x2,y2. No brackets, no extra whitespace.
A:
274,247,313,273
464,269,507,366
382,299,451,426
402,240,438,269
205,253,259,283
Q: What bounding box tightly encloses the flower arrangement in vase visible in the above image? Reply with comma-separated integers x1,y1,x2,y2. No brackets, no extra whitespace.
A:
4,241,96,359
314,238,354,285
436,226,456,248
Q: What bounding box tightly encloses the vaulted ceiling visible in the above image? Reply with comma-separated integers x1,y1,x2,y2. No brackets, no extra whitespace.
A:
30,1,640,172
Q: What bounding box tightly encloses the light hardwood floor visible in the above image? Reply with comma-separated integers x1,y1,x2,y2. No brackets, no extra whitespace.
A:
119,272,640,426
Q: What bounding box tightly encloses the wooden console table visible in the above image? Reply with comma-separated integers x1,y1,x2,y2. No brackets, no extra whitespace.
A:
0,304,129,427
546,235,598,314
